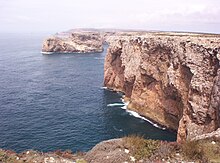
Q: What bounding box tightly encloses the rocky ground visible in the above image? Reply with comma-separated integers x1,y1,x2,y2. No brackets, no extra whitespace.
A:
1,135,220,163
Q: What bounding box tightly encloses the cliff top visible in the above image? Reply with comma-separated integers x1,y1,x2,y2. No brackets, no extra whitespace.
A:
50,29,220,41
1,136,220,163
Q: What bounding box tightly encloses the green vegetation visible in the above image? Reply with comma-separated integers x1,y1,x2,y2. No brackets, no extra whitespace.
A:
76,158,87,163
182,140,203,160
124,135,160,160
182,139,220,163
123,135,220,162
0,150,17,163
1,137,220,162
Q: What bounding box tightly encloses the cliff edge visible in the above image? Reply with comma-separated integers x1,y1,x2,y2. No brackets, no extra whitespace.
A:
2,136,220,163
42,31,103,54
104,32,220,142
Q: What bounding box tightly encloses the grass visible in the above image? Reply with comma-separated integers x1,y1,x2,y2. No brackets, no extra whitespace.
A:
123,135,220,162
182,140,203,160
123,135,160,160
181,139,220,162
1,137,220,162
76,158,87,163
0,150,17,163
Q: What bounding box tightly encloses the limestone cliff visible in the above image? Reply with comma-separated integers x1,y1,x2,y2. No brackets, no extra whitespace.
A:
41,29,149,54
42,31,103,54
104,32,220,142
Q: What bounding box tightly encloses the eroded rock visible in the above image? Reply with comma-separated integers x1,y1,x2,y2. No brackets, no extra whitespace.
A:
42,31,103,54
104,32,220,142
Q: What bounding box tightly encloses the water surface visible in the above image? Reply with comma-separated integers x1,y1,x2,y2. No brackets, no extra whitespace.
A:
0,33,176,152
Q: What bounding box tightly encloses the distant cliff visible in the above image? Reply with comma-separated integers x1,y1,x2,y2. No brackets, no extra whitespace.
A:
104,32,220,142
42,31,103,54
41,29,148,54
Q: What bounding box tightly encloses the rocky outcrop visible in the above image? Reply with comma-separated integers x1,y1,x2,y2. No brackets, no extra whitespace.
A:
192,128,220,141
104,32,220,142
0,149,85,163
42,31,103,54
85,139,130,163
41,29,149,54
2,136,220,163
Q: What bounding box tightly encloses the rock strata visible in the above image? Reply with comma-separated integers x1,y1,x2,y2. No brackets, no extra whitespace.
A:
192,128,220,141
41,29,149,54
42,31,103,54
104,32,220,142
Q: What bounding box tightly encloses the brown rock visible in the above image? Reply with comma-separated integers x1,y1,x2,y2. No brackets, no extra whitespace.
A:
42,31,103,54
85,139,130,163
192,128,220,141
104,32,220,142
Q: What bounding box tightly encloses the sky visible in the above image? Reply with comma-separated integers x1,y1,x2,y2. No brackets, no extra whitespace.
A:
0,0,220,34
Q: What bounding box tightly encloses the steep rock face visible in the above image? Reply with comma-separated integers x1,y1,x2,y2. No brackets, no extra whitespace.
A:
192,128,220,140
41,29,151,54
104,32,220,142
42,32,103,53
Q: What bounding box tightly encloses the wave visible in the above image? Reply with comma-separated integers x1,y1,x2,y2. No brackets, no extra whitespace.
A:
113,126,123,132
104,89,165,130
100,87,108,90
127,110,165,129
107,103,125,107
121,105,127,110
41,51,53,54
94,57,105,60
121,100,166,130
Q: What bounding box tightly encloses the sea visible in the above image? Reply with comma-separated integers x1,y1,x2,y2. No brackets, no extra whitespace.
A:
0,33,176,153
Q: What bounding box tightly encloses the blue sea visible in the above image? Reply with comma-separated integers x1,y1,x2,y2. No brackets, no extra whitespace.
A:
0,33,176,153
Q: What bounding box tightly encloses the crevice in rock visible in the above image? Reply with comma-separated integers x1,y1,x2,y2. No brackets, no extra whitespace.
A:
123,76,135,97
108,47,125,91
162,83,184,130
180,65,193,87
141,74,157,90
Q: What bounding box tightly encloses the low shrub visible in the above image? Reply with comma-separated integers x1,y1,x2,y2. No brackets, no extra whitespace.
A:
182,140,203,160
181,139,220,162
76,158,87,163
124,135,160,160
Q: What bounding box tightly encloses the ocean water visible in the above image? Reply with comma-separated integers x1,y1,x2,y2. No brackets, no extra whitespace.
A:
0,33,176,153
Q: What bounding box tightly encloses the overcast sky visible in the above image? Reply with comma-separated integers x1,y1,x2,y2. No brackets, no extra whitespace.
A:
1,0,220,33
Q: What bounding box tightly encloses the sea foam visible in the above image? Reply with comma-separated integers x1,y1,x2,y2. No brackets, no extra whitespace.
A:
107,103,125,107
100,87,108,90
120,100,166,130
41,51,53,54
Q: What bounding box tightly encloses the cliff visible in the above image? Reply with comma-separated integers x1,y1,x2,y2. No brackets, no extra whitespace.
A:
104,32,220,142
33,29,220,162
42,31,103,54
41,29,149,54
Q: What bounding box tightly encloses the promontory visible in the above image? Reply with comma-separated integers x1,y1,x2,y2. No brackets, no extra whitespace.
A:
103,31,220,143
38,29,220,162
42,29,220,142
42,29,104,54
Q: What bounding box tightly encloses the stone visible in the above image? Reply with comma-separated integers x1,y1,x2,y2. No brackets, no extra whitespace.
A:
104,32,220,142
42,31,103,54
124,149,129,153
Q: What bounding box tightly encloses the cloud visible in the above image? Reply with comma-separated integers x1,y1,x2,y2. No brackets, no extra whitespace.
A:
0,0,220,33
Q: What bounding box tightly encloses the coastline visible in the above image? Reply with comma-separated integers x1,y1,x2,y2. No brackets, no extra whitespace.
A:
0,29,219,162
41,50,104,55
